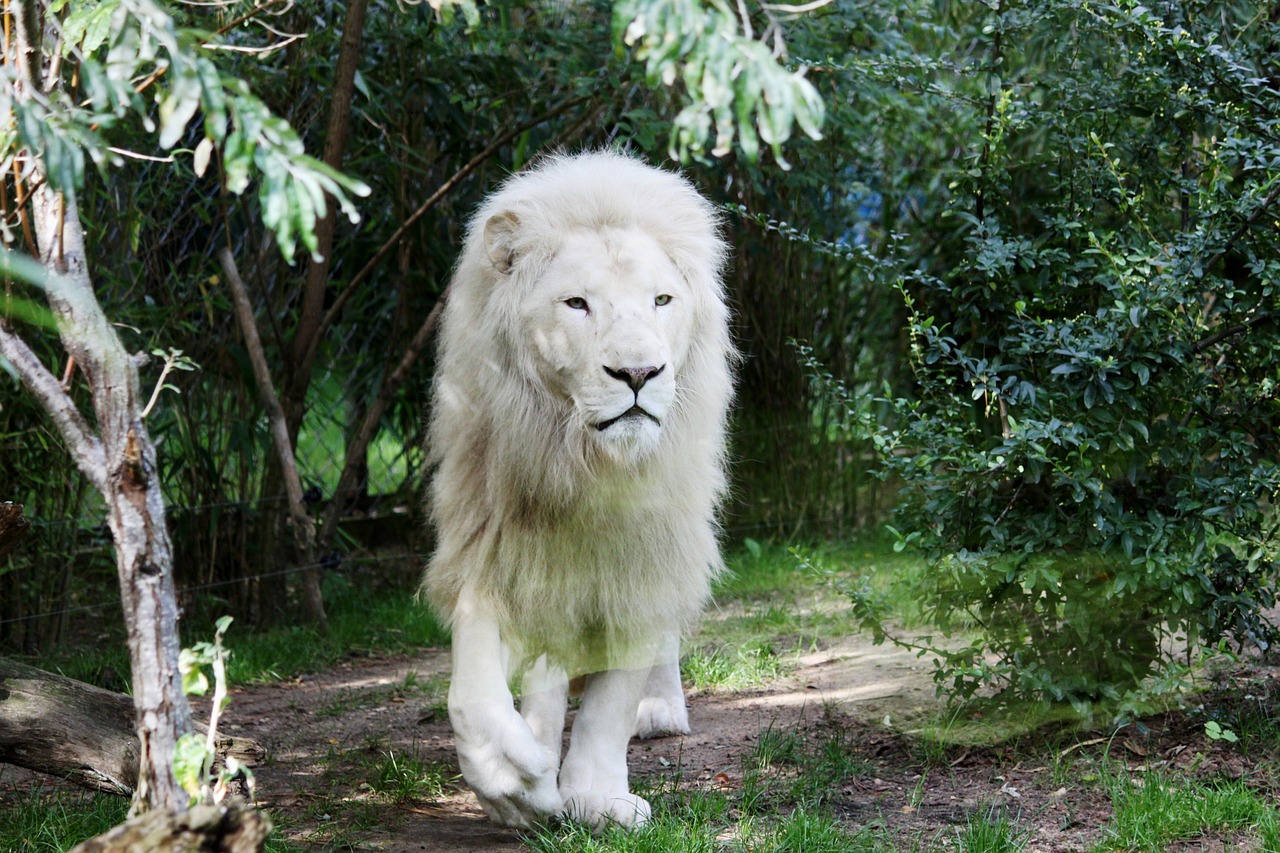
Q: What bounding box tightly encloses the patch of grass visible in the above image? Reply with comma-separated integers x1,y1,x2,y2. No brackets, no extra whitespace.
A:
529,802,909,853
952,808,1028,852
682,642,787,693
1095,774,1280,852
0,789,129,852
42,572,449,690
756,807,901,853
365,747,457,804
220,577,449,685
739,723,870,815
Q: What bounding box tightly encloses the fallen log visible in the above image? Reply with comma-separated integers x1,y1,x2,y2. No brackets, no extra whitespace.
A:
0,657,264,796
68,801,271,853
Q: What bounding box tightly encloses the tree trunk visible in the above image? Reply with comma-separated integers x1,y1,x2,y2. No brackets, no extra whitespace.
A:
0,657,265,798
67,802,270,853
3,0,193,814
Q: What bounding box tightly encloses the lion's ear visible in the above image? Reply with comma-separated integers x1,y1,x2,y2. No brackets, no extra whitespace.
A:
483,211,521,274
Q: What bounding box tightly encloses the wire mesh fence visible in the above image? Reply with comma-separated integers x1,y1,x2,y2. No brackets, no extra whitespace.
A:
0,384,883,656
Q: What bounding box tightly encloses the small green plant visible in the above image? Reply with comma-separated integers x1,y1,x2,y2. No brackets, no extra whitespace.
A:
175,615,253,805
1204,720,1239,744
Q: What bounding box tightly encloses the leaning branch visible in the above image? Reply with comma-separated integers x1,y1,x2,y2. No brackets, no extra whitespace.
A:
301,94,591,374
317,291,448,545
1192,310,1272,354
218,248,327,630
0,323,107,490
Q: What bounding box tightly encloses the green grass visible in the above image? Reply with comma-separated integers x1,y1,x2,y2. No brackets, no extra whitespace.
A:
951,810,1028,853
0,790,128,853
1095,774,1280,852
737,723,870,814
681,642,787,693
43,573,449,689
365,747,458,804
528,798,900,853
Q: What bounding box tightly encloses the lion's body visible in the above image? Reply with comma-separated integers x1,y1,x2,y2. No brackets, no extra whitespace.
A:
423,151,733,829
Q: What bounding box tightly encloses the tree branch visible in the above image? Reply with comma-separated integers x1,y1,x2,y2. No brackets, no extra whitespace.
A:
0,323,107,491
1192,311,1272,354
317,288,449,545
217,248,327,630
300,95,591,375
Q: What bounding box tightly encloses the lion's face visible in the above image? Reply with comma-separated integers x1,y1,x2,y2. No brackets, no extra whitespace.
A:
512,226,695,462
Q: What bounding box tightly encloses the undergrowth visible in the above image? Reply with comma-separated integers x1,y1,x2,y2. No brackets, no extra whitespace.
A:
6,536,1280,852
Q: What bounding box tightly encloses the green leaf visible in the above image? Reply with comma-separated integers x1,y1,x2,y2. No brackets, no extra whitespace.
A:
173,732,210,800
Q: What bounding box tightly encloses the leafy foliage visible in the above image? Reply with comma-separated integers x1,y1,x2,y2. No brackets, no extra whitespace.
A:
812,0,1280,705
1,0,368,262
616,0,826,165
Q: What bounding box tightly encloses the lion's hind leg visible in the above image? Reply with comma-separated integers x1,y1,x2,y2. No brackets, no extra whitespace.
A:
558,667,653,830
521,655,569,769
634,631,690,739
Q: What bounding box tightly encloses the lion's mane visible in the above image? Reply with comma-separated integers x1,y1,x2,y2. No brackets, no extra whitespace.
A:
423,151,734,672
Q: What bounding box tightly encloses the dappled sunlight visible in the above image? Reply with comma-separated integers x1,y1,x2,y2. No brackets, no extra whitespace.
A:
724,679,907,710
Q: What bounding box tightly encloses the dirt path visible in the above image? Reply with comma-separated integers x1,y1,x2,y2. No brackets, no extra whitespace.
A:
191,599,1280,852
213,635,950,851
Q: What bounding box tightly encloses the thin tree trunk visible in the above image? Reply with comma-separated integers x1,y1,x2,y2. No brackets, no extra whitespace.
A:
2,1,192,815
317,295,447,546
218,249,327,631
248,0,367,626
286,0,370,424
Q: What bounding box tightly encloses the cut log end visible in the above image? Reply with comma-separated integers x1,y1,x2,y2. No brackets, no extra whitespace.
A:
67,801,272,853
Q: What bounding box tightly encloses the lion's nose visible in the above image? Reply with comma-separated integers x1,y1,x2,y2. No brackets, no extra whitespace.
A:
604,364,665,393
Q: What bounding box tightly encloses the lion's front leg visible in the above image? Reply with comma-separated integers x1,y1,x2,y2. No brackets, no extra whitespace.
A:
448,597,561,827
558,667,652,830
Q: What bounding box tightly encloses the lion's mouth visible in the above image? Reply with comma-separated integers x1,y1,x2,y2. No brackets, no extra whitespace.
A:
595,406,661,432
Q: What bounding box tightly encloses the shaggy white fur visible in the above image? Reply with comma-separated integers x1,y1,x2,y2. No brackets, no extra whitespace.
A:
423,150,734,830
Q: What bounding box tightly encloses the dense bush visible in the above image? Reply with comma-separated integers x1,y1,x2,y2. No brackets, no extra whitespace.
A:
819,0,1280,705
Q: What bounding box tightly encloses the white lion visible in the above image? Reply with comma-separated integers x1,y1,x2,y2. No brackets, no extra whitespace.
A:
422,151,734,830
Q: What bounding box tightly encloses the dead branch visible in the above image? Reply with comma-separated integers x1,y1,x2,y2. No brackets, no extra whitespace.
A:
217,248,327,630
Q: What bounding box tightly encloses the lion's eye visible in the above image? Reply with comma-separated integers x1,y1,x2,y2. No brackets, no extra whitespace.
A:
655,294,673,307
565,297,589,311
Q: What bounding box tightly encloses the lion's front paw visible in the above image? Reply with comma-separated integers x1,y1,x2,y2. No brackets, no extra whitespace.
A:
559,789,652,831
453,706,562,828
634,694,690,739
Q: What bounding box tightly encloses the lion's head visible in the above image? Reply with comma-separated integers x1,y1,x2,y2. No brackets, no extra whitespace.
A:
431,151,731,489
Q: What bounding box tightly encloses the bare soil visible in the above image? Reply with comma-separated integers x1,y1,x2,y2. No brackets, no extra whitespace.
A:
201,634,1279,852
